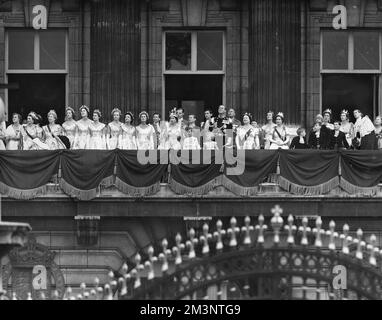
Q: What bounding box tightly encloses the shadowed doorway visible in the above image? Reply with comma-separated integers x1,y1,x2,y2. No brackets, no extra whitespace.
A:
165,75,223,125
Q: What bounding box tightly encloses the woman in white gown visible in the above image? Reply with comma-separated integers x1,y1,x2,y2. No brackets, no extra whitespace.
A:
119,112,137,150
269,112,290,150
339,109,354,148
160,111,182,150
236,113,260,150
135,111,154,150
106,108,122,150
42,110,66,150
5,113,23,150
261,111,276,150
0,120,6,150
22,112,49,150
88,109,106,150
62,107,77,149
73,105,92,150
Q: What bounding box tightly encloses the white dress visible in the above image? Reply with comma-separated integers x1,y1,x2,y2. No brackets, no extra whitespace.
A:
0,121,6,150
107,122,122,150
5,124,22,150
269,126,289,150
236,126,259,150
160,123,182,150
261,123,276,150
136,125,154,150
62,120,77,149
88,122,106,150
43,124,65,150
22,125,50,150
119,124,137,150
340,122,354,148
74,119,92,150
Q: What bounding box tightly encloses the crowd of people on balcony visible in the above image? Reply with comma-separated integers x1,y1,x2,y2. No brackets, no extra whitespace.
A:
0,104,381,151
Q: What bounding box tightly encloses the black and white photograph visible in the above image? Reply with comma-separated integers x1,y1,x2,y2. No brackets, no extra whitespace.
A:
0,0,382,306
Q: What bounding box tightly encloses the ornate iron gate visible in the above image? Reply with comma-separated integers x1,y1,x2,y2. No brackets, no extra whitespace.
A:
117,206,382,300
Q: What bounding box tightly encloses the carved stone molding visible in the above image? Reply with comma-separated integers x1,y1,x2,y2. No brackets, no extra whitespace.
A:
180,0,208,26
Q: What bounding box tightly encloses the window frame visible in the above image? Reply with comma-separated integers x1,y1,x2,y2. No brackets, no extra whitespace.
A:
163,30,226,75
320,30,382,74
5,29,69,74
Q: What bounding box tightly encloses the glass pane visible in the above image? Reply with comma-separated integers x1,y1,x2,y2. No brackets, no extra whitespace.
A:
166,32,191,71
40,30,66,70
8,30,34,70
197,32,223,70
322,31,348,70
354,31,379,70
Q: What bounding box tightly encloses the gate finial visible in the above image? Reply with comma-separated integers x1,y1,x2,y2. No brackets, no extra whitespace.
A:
200,224,212,255
186,228,198,259
255,214,267,244
271,205,283,244
145,246,157,280
242,216,254,246
355,229,365,260
173,233,185,264
327,220,337,251
299,217,311,246
159,239,171,273
214,220,225,251
284,215,296,245
228,217,240,247
367,235,378,266
341,224,351,255
313,217,323,248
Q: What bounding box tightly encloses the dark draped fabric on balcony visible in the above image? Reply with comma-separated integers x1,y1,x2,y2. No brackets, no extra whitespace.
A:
278,150,340,195
0,151,60,200
222,150,279,196
168,151,223,195
59,150,115,200
340,151,382,195
115,150,168,196
0,150,381,200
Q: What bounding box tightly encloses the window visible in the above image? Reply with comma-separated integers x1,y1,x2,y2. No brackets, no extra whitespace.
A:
321,30,381,73
164,30,225,73
6,29,68,72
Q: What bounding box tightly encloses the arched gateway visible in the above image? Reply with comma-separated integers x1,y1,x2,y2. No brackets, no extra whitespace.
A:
114,205,382,301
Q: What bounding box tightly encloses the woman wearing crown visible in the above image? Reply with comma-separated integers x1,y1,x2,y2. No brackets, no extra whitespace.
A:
261,110,276,149
73,105,92,150
106,108,122,150
22,112,49,150
119,112,137,150
136,111,155,150
160,109,182,150
339,109,354,148
62,107,77,149
236,113,260,150
43,110,67,150
88,109,106,150
269,112,290,150
374,115,382,149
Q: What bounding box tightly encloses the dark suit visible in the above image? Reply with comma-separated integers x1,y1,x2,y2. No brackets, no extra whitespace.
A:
308,130,329,150
329,131,349,150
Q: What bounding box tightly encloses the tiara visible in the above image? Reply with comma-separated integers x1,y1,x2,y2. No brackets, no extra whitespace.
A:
111,108,122,116
243,112,253,119
276,112,284,119
341,109,349,115
267,110,274,115
93,109,102,118
323,108,332,115
79,105,90,114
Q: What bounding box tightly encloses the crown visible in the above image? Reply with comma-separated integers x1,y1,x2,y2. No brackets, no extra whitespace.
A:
276,112,284,119
341,109,349,115
243,112,252,118
323,108,332,115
